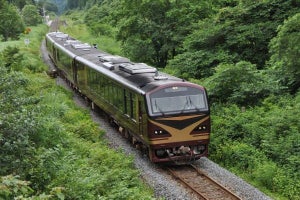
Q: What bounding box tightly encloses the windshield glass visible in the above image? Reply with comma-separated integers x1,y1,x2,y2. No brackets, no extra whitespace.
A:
149,86,208,116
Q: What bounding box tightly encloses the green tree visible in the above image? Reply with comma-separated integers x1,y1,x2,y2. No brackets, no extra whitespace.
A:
84,5,114,36
166,18,236,79
67,0,86,10
0,65,36,176
7,0,33,9
108,0,214,67
22,4,42,26
167,49,233,79
217,0,299,68
38,0,59,14
205,61,276,105
0,0,25,41
168,0,300,79
269,13,300,94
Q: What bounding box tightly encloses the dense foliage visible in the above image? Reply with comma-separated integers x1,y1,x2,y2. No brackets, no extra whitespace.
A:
268,13,300,94
6,0,35,9
38,0,63,14
204,61,277,106
22,4,43,26
84,0,217,67
0,0,46,41
0,0,25,41
210,95,300,199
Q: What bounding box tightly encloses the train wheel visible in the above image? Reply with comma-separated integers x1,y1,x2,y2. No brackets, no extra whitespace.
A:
124,129,129,139
84,96,90,106
118,126,124,135
141,146,149,158
134,143,142,150
131,137,137,145
148,148,154,162
108,117,118,129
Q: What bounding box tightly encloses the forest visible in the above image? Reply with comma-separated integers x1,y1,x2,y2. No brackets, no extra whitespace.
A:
0,0,299,199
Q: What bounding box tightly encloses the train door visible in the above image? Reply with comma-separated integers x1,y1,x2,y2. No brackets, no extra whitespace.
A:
138,99,147,138
73,59,78,85
138,100,143,136
53,45,57,62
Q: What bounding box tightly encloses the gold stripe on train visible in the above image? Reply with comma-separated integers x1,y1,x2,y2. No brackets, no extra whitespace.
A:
149,115,209,144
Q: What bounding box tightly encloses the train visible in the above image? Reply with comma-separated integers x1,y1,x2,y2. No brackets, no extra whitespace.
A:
45,31,210,164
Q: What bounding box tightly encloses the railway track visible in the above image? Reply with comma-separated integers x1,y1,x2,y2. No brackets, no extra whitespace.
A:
167,164,242,200
49,18,67,32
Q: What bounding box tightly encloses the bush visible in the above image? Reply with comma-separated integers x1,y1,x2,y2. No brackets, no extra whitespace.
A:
268,13,300,94
0,0,25,41
0,46,23,71
0,66,37,176
253,162,278,189
21,5,42,26
0,175,33,199
213,142,266,172
205,61,278,106
167,50,232,79
210,95,300,199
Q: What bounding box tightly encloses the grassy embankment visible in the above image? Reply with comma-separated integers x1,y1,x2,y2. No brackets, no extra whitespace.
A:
0,24,154,199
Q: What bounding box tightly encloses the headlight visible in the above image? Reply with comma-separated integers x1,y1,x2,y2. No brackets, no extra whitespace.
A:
154,130,166,135
195,125,207,131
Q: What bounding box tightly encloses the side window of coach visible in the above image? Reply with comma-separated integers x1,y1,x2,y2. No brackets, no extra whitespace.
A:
124,90,137,121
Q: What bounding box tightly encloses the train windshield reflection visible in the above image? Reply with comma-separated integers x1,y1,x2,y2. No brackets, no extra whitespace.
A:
149,86,208,115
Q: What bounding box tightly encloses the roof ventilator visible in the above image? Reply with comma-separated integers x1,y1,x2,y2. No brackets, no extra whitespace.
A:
71,43,91,50
99,55,130,64
54,33,69,39
119,63,157,74
154,71,168,80
102,62,114,70
64,39,80,46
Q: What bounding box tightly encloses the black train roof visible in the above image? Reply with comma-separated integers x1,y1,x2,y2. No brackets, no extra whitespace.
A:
47,32,187,94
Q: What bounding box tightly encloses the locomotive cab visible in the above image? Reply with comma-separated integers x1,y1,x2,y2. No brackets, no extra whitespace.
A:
145,83,210,163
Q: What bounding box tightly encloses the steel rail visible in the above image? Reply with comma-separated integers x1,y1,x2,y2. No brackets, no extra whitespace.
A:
167,167,207,200
167,164,242,200
190,164,241,200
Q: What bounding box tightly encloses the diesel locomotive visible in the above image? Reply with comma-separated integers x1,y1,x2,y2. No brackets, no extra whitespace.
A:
45,32,210,164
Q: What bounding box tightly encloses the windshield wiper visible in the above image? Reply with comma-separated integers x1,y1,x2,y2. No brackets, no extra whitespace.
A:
179,97,190,113
154,100,166,116
188,96,201,111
